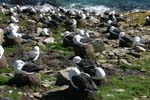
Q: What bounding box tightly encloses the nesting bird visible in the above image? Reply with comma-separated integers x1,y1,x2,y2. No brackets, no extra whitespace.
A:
109,10,117,21
133,36,150,47
73,34,88,46
13,60,43,75
67,67,81,89
144,16,150,25
22,46,40,62
72,56,106,80
63,31,74,47
109,26,121,39
119,32,133,47
66,19,77,31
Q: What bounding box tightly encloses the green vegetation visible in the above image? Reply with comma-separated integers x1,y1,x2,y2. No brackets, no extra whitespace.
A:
0,67,12,74
97,75,150,100
5,47,17,55
0,12,10,26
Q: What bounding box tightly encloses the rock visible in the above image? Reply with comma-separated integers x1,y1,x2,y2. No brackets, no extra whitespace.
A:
0,96,12,100
88,16,100,24
73,43,96,59
91,38,106,53
18,95,34,100
0,29,4,45
42,85,69,100
119,59,131,66
7,73,41,87
0,55,8,68
140,96,147,99
112,88,125,93
113,48,128,57
77,19,87,28
43,37,55,44
101,63,114,69
55,69,70,86
32,92,42,99
131,98,139,100
37,27,43,35
135,46,146,52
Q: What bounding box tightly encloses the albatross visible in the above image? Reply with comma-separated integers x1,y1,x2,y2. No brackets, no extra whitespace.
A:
72,56,106,80
109,26,121,39
133,36,150,47
119,32,133,47
13,60,43,75
22,46,40,61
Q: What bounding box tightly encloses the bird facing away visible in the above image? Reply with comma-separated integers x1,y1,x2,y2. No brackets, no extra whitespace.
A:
29,46,40,61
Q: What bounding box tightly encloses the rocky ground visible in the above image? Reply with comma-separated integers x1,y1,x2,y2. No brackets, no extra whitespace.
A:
0,4,150,100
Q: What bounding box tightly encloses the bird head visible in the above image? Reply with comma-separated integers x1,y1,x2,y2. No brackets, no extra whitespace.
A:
43,28,48,34
119,32,125,37
13,60,25,69
110,26,115,31
134,36,141,42
107,20,112,25
146,16,150,20
33,46,40,52
71,19,77,25
73,56,82,64
64,31,71,37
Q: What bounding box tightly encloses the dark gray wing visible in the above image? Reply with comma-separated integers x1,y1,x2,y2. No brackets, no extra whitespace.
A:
21,63,44,72
122,35,133,42
72,73,97,90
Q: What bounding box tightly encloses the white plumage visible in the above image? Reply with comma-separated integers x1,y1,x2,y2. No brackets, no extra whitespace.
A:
41,28,50,36
73,34,87,46
7,29,23,40
73,56,106,80
133,36,144,46
73,56,82,64
92,67,106,79
67,67,81,89
13,60,34,75
0,45,4,59
29,46,40,61
11,15,19,23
